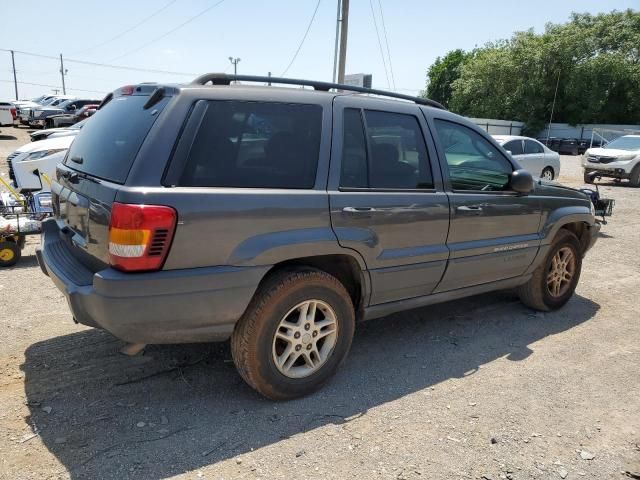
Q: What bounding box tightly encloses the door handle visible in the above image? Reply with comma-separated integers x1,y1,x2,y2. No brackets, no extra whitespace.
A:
456,205,483,215
342,206,376,214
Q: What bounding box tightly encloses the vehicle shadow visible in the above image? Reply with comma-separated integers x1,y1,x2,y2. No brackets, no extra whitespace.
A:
21,291,599,479
4,254,39,270
0,134,18,140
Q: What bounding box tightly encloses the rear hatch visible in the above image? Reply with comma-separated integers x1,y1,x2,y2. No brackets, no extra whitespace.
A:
53,85,171,270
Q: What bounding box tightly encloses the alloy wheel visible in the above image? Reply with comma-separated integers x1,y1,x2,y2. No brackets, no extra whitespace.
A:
272,299,338,379
546,247,576,297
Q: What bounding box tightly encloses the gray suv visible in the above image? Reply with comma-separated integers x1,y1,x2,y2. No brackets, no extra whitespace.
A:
37,75,599,399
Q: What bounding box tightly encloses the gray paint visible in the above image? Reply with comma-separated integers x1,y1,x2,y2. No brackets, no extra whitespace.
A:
39,82,600,345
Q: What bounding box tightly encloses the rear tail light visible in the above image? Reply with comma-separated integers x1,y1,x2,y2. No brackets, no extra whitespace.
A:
10,108,16,120
108,202,177,272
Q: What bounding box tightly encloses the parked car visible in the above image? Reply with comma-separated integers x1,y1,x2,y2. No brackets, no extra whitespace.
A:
582,134,640,186
493,135,561,180
6,135,76,190
0,101,16,128
30,118,89,142
50,104,99,128
37,75,599,400
29,98,100,128
18,95,73,125
558,138,578,155
537,137,560,152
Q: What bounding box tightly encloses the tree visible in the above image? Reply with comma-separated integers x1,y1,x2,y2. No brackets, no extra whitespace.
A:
422,49,469,108
424,9,640,131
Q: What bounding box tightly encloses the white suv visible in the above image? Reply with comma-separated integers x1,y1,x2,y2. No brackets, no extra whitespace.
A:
583,135,640,186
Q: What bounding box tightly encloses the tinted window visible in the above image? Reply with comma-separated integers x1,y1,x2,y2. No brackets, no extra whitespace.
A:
341,109,368,188
524,139,544,154
504,140,524,155
340,109,433,189
65,95,169,183
365,111,433,189
179,101,322,189
434,119,513,191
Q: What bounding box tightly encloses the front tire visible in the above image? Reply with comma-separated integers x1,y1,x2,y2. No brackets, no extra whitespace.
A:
629,165,640,188
231,268,355,400
518,230,582,311
583,170,594,184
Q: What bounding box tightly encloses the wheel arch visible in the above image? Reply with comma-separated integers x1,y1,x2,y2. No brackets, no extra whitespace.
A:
258,254,369,319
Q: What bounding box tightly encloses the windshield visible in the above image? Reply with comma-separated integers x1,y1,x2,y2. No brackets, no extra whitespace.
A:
604,136,640,151
65,94,169,183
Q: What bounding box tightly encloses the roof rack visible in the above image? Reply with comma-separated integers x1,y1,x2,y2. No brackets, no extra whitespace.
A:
190,73,445,109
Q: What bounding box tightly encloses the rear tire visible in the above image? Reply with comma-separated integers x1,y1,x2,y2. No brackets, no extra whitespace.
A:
583,170,594,184
231,268,355,400
0,241,20,267
541,167,554,180
518,229,582,311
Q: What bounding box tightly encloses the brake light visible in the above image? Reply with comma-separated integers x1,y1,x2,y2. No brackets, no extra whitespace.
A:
10,107,16,120
120,85,135,96
108,203,177,272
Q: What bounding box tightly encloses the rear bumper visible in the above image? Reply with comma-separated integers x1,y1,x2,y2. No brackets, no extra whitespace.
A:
36,219,268,344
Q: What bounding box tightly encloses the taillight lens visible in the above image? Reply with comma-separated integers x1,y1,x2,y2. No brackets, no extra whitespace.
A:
108,202,177,272
10,108,16,120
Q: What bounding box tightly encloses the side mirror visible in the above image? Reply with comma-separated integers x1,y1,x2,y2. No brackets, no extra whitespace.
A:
509,169,534,194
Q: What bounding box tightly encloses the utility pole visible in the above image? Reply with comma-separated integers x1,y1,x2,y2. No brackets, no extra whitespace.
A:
59,54,67,94
336,0,349,84
268,71,272,86
10,50,18,100
545,70,561,145
332,0,342,83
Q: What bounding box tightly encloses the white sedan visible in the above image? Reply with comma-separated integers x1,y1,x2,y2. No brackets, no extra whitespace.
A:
493,135,561,180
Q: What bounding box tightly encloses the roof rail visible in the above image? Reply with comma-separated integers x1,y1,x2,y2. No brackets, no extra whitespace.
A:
190,73,445,109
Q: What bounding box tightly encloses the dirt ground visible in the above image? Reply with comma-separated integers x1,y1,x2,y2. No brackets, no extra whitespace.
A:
0,126,638,480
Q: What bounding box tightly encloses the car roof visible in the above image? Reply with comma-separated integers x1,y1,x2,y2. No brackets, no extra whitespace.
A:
492,135,535,143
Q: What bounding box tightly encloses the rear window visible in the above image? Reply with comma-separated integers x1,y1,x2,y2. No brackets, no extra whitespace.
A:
178,101,322,189
65,95,168,183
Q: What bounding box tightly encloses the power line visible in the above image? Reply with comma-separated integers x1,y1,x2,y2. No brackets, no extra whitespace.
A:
0,79,107,94
368,0,390,89
280,0,322,77
69,0,178,55
109,0,228,62
377,0,396,90
1,48,198,76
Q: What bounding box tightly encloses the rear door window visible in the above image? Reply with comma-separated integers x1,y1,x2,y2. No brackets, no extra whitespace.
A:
504,140,524,155
65,95,169,183
525,139,544,154
339,108,433,190
178,101,322,189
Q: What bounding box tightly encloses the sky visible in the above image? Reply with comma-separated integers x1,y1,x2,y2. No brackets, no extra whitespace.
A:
1,0,637,101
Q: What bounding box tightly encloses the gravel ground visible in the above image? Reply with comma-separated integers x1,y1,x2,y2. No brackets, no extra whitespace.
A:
0,126,639,480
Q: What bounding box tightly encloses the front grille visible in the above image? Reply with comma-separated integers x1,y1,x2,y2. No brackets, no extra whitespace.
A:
6,151,19,181
148,229,170,256
588,155,616,164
